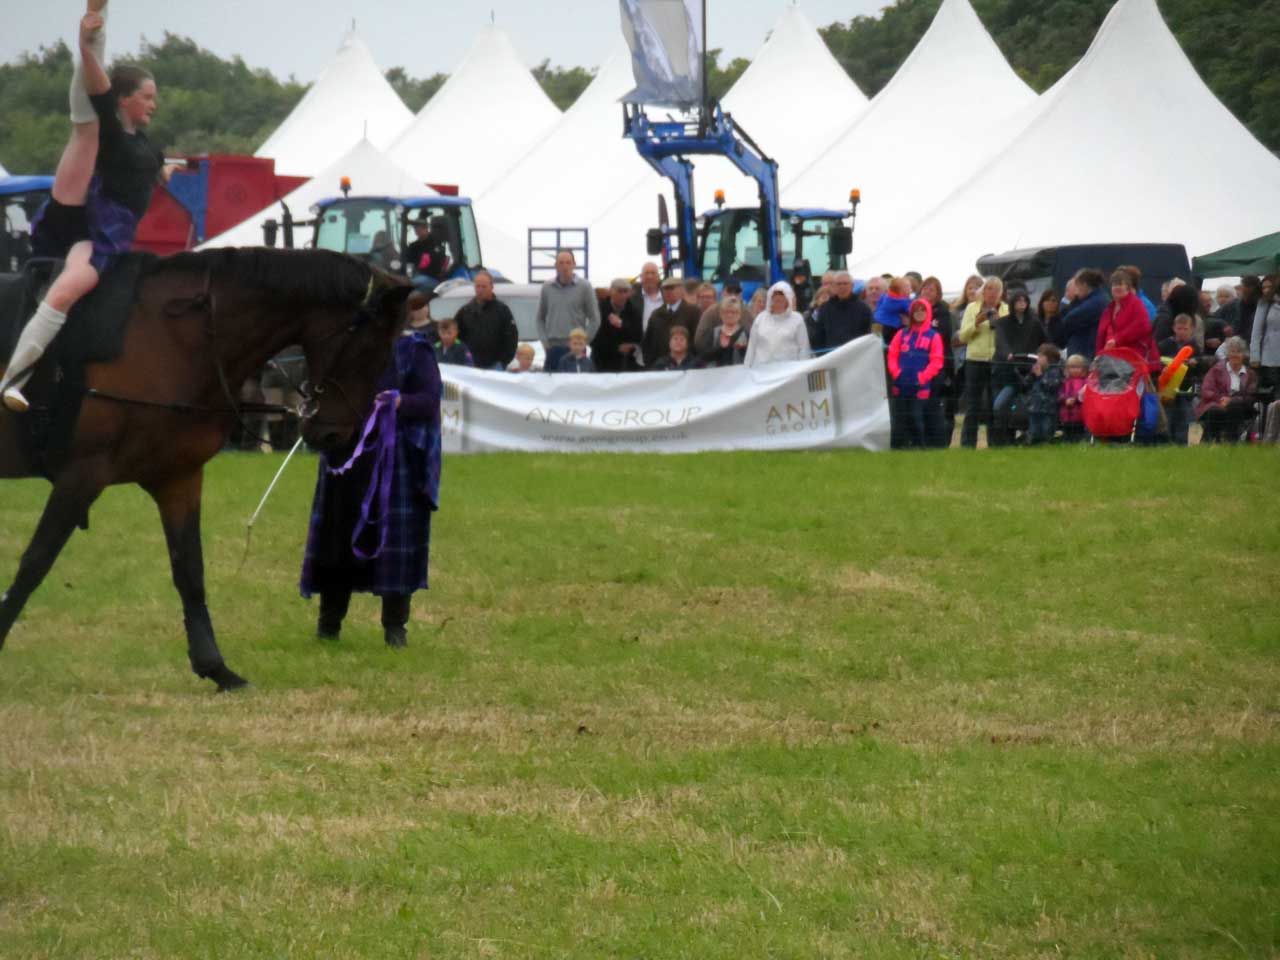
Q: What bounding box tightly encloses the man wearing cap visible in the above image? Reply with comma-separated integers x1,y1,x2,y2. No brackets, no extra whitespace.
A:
593,278,644,372
642,276,701,370
536,249,601,373
405,217,451,292
791,261,815,313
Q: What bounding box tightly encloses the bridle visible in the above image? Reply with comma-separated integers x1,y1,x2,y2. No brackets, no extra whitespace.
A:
275,274,378,427
86,268,381,441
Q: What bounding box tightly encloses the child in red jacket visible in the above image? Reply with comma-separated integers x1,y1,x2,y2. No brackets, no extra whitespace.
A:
888,299,945,448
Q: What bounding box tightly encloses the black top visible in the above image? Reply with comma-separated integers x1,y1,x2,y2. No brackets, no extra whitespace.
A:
642,302,700,370
653,354,695,371
697,325,749,367
813,295,873,350
592,294,644,372
91,91,164,220
455,297,518,370
405,238,450,280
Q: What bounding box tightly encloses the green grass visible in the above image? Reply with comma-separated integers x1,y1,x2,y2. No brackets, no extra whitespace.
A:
1,446,1278,959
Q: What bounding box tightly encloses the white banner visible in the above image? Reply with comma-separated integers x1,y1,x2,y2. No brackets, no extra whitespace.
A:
439,336,890,455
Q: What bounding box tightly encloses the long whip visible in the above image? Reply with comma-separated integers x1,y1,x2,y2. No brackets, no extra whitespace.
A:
239,436,305,571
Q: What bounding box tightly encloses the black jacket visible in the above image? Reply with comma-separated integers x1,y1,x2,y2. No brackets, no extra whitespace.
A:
653,354,696,371
455,297,518,370
813,295,873,350
593,294,644,372
642,301,701,369
1153,285,1201,344
929,300,956,392
697,325,749,367
994,311,1045,386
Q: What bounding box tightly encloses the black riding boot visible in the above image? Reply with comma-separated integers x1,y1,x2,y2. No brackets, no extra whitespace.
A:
381,594,411,648
317,589,351,640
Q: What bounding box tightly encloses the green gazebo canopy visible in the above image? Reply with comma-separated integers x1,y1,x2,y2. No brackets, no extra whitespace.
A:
1193,231,1280,277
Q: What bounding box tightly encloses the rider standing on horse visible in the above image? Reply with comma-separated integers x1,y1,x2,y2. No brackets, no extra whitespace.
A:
1,1,174,413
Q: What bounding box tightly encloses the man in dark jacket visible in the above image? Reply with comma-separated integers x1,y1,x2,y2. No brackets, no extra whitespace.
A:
594,278,644,372
1056,269,1108,360
642,276,701,369
1216,276,1261,344
812,272,873,350
455,270,518,370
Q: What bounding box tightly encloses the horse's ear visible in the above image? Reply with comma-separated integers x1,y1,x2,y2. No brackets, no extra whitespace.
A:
378,285,415,328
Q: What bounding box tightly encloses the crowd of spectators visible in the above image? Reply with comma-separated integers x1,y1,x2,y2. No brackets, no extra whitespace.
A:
418,249,1280,447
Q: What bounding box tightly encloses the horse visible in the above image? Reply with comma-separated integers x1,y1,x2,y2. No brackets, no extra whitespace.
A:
0,247,412,691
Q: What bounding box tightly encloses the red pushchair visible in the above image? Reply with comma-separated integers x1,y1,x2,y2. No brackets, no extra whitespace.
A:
1082,347,1156,440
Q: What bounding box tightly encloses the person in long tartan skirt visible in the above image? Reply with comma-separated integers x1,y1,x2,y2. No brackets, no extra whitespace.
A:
300,319,442,647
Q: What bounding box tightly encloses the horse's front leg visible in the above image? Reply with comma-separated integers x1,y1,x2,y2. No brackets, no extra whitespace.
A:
145,469,248,692
0,465,106,649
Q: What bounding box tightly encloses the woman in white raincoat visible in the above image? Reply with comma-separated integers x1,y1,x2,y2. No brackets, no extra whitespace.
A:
744,281,811,367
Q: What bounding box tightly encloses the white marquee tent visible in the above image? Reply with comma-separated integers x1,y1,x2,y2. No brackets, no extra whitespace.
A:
784,0,1035,262
579,3,872,281
255,28,413,178
0,161,9,177
473,48,652,281
701,3,868,208
201,138,428,250
857,0,1280,286
387,24,560,197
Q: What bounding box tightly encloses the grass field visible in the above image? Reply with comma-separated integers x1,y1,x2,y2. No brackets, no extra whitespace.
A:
1,446,1278,959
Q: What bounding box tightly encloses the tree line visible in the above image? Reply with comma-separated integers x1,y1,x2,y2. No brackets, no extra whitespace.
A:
1,0,1276,176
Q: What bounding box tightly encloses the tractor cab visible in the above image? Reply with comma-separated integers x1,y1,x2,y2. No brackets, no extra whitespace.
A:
697,203,854,299
309,195,488,282
1,176,54,275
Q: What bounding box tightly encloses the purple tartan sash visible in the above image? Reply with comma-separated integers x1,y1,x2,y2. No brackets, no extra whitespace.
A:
326,391,399,561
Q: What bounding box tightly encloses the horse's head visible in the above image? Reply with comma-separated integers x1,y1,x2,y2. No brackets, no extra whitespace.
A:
298,267,413,452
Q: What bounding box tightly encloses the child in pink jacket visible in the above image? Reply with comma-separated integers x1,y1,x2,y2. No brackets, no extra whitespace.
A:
887,299,945,448
1059,354,1089,442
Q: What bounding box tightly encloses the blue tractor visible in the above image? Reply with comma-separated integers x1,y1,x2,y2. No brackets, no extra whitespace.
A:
266,189,495,286
625,102,858,299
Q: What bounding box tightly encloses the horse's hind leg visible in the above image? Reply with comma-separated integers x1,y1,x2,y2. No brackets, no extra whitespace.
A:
0,467,105,649
146,470,248,692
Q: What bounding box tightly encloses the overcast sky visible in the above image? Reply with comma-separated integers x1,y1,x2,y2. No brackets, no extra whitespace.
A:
3,1,884,81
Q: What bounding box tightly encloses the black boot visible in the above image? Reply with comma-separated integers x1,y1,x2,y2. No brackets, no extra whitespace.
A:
317,589,351,640
381,594,411,648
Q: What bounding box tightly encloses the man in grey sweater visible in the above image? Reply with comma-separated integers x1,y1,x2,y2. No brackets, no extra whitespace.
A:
536,250,601,374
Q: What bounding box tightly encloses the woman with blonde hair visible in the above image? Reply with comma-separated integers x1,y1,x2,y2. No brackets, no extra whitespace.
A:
957,276,1009,448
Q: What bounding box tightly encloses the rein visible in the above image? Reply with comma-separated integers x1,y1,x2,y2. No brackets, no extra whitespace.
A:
84,266,378,440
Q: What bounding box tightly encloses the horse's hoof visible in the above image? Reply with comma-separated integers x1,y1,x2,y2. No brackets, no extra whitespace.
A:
203,664,250,692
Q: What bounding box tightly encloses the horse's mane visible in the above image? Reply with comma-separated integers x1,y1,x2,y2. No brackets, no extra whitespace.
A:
154,248,374,306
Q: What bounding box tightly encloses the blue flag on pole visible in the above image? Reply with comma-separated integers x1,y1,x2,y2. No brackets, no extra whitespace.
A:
619,0,703,109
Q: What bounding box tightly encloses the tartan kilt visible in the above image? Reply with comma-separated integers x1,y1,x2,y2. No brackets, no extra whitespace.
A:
29,176,139,274
299,436,433,599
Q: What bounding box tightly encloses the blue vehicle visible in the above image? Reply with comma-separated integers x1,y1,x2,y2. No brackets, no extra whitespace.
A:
625,102,858,299
271,191,493,284
1,176,54,274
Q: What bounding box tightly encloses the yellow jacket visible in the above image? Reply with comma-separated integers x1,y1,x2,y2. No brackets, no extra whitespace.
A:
958,300,1008,362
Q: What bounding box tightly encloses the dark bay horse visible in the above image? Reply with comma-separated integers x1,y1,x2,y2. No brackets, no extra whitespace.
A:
0,248,412,690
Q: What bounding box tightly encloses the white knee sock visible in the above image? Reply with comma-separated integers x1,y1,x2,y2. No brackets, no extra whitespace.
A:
69,3,109,124
1,302,68,393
